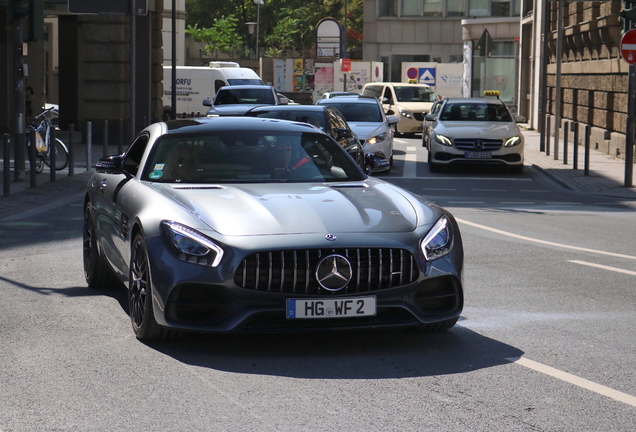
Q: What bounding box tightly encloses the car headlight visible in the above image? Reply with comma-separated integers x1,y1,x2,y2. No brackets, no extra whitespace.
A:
366,133,388,145
421,216,453,261
399,109,413,119
161,221,224,267
434,134,452,146
504,136,522,147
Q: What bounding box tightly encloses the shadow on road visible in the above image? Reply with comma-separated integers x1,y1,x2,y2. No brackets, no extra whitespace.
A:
145,321,524,380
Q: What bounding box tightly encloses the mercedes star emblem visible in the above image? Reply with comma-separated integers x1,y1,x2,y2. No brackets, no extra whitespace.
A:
315,254,352,291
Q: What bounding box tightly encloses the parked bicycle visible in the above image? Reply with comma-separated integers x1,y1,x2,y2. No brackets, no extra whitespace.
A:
26,106,69,173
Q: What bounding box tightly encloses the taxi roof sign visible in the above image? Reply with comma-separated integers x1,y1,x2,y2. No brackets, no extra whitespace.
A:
407,79,418,84
484,90,500,98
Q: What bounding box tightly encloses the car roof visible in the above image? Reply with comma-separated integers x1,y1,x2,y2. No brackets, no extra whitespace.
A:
164,116,321,134
442,98,506,105
317,96,380,104
217,85,272,90
366,82,433,88
248,105,330,113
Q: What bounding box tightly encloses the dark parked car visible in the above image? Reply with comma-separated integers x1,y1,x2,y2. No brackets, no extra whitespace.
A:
245,104,365,169
84,117,464,341
203,85,287,116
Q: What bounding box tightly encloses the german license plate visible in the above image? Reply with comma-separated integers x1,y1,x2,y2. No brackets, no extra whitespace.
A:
286,297,376,319
465,151,492,159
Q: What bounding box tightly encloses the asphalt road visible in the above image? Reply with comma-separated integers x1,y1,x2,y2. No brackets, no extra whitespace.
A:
1,136,635,431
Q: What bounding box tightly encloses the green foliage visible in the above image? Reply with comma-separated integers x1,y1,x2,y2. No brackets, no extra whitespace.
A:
185,0,363,58
186,15,244,57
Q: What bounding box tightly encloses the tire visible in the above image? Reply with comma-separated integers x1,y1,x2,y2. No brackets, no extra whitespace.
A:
35,156,44,174
510,164,524,174
83,202,119,289
428,150,441,173
129,233,173,341
391,123,401,137
42,139,69,171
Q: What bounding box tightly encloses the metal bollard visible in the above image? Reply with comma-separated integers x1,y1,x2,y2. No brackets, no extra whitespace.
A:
584,124,591,176
553,117,559,161
49,127,56,183
546,116,551,157
86,121,92,171
4,134,10,196
573,122,579,170
29,128,37,188
563,121,568,165
103,120,109,158
68,124,75,176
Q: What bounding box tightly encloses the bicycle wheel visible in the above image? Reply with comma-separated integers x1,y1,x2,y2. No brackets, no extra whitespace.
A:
42,138,69,171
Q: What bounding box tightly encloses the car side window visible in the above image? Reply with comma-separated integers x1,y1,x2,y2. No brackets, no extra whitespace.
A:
432,101,442,116
383,87,394,104
362,85,382,99
214,80,226,94
123,134,149,176
330,110,349,132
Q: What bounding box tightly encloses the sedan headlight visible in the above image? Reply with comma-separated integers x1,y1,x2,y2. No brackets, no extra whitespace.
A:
421,216,453,261
399,109,413,119
366,133,388,145
434,134,452,146
504,136,522,147
161,221,224,267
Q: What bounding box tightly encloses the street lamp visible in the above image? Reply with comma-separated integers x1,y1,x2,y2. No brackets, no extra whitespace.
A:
246,22,257,59
254,0,263,60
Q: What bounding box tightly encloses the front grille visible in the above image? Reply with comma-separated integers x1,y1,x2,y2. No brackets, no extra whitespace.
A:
454,138,502,151
235,248,419,295
412,112,425,122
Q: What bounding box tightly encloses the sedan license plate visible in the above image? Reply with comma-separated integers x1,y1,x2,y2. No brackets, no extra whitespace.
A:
465,151,492,159
286,297,376,319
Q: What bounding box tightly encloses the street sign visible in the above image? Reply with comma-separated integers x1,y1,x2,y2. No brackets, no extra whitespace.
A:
476,28,494,57
621,29,636,64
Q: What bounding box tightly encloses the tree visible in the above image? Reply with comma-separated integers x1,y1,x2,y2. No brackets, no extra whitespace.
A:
186,16,244,58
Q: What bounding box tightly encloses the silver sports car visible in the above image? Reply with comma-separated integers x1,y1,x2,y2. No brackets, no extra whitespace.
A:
83,117,464,341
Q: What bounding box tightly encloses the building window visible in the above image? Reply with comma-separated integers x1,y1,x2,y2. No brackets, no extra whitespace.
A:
491,0,510,16
446,0,466,16
402,0,422,16
423,0,443,16
469,0,489,16
379,0,398,16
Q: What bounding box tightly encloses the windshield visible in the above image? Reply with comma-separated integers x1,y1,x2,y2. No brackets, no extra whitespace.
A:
320,102,383,122
248,110,326,130
439,102,513,122
227,78,264,86
394,86,438,103
214,88,275,105
143,130,365,184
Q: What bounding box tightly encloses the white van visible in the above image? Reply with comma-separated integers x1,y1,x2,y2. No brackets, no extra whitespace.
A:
162,62,263,118
361,81,439,136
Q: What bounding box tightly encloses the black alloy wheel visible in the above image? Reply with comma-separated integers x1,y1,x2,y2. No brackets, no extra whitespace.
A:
129,233,171,341
83,202,118,289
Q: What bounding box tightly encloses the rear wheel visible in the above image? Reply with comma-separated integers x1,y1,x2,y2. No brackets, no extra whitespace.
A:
129,233,173,341
83,202,118,289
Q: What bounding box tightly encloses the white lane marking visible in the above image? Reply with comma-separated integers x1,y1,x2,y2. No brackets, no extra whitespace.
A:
417,177,532,181
500,202,535,205
520,189,551,192
403,151,417,178
406,146,417,152
506,357,636,407
569,260,636,276
545,202,581,205
421,188,457,191
456,218,636,260
471,189,507,192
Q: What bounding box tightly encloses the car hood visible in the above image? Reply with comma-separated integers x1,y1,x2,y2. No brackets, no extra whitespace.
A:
157,180,428,236
435,121,521,139
394,102,435,113
207,104,269,116
348,122,388,140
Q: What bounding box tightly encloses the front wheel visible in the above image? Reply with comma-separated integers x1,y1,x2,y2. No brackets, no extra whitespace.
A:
42,139,69,171
129,233,172,341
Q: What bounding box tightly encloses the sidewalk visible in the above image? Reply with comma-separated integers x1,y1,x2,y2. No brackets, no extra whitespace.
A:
2,127,636,220
521,127,636,200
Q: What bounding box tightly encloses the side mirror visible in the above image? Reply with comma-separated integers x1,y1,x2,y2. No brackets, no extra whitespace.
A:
387,115,400,125
424,114,437,122
381,97,391,105
277,94,290,105
336,127,353,139
514,114,527,123
386,109,395,115
202,98,212,107
95,155,125,174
